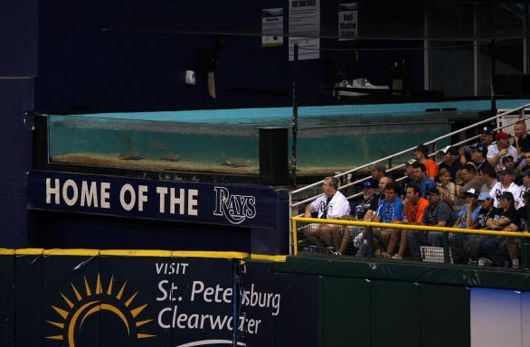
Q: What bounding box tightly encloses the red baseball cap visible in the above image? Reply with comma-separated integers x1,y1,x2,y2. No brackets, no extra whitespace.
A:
495,131,510,140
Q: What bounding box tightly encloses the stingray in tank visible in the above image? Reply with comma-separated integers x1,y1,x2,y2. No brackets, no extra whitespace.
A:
218,157,252,168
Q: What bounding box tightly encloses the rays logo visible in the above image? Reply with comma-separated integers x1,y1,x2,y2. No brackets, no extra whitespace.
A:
45,273,155,347
213,186,256,224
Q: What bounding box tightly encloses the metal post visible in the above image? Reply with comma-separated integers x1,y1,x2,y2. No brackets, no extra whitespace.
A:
490,39,497,115
366,226,374,258
231,259,240,347
523,205,530,269
291,44,299,186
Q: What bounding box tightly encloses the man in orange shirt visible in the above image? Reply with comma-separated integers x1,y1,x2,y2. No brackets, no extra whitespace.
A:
394,184,429,259
415,144,438,179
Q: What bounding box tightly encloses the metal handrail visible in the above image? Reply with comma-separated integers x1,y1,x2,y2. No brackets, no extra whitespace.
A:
291,216,530,256
289,103,530,209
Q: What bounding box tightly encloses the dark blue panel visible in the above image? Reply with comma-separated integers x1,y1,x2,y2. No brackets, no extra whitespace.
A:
0,253,15,347
15,251,43,347
0,80,34,247
0,0,38,76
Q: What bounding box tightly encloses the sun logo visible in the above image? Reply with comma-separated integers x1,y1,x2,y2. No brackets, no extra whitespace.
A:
46,273,156,347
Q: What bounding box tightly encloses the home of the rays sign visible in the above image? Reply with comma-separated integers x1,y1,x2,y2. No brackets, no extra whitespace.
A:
45,274,155,346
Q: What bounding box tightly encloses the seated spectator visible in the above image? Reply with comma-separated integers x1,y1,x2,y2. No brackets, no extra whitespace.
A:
514,120,530,158
412,162,436,197
478,165,498,194
489,168,522,208
454,164,482,211
474,193,497,229
377,175,394,202
396,184,429,259
483,192,518,266
517,170,530,205
437,168,456,209
304,177,351,252
470,143,494,173
371,163,386,184
414,144,438,179
487,131,518,173
464,126,495,163
408,187,452,261
438,146,462,181
505,191,529,268
449,188,482,263
339,179,379,256
401,160,417,196
463,192,498,264
372,182,403,257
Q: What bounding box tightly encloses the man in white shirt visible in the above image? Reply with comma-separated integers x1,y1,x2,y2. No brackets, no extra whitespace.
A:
489,168,523,208
304,177,350,252
487,131,518,173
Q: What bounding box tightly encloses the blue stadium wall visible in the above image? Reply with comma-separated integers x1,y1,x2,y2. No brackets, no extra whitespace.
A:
0,0,424,248
1,251,529,347
34,0,424,112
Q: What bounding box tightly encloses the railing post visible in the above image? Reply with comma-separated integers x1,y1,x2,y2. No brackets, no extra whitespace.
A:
521,238,530,270
366,226,374,258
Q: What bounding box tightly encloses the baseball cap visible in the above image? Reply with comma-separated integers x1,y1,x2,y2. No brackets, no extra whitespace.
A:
426,187,440,195
481,126,494,135
522,170,530,177
499,191,514,201
470,144,487,156
362,179,377,188
478,192,492,201
500,168,514,176
415,144,429,155
463,188,478,197
405,159,417,166
495,131,510,140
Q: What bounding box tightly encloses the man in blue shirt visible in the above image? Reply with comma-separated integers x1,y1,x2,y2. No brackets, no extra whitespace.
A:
372,182,403,257
412,162,436,197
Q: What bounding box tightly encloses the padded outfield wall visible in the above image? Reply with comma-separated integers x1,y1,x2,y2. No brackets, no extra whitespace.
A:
1,251,530,347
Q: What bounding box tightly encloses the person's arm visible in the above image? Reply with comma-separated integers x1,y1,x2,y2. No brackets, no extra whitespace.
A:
486,215,512,229
304,203,314,218
488,147,508,168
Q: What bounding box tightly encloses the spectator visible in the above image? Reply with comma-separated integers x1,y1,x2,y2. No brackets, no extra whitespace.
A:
412,162,436,197
304,177,351,252
466,193,498,263
396,184,429,259
478,165,498,194
371,163,386,183
401,160,417,195
487,131,518,173
483,192,518,267
513,120,530,156
377,176,394,202
474,192,497,229
449,188,482,263
372,182,403,257
489,168,522,208
470,144,494,172
414,144,438,179
501,192,529,268
517,170,530,205
454,164,482,210
408,187,452,261
340,179,379,256
438,146,462,181
437,167,456,209
464,126,495,162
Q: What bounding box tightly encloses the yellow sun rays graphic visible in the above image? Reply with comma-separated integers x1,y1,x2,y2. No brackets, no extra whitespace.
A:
46,273,155,347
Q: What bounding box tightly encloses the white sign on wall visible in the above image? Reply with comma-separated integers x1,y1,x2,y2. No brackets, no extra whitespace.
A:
262,8,284,47
338,3,358,41
288,0,320,61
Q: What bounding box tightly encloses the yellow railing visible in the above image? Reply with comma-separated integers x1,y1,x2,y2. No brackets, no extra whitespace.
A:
291,216,530,256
